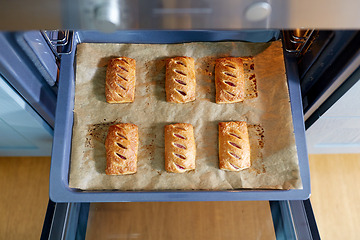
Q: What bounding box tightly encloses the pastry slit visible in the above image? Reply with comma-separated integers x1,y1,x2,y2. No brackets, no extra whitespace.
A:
115,152,127,160
173,143,186,149
175,61,186,67
223,72,236,78
225,91,235,96
120,58,129,64
228,141,242,149
173,133,186,139
116,73,128,81
224,81,236,87
117,65,128,72
174,79,187,85
174,69,187,76
225,64,236,69
228,151,241,159
116,142,127,149
116,82,126,90
116,132,127,140
173,153,186,160
175,89,187,96
174,163,186,170
229,133,242,139
229,162,240,170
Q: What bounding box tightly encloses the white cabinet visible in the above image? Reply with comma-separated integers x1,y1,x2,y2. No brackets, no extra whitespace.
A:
306,78,360,154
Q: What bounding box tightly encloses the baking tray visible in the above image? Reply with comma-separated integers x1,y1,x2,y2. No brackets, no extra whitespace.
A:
50,30,310,202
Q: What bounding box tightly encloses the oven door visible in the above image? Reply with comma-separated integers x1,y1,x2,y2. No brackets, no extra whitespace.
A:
41,200,320,240
0,29,316,239
286,30,360,154
0,31,57,156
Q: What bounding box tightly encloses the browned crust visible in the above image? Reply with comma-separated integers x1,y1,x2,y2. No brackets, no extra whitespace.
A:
218,121,251,171
105,57,136,103
165,57,196,103
105,123,139,175
165,123,196,173
215,57,245,103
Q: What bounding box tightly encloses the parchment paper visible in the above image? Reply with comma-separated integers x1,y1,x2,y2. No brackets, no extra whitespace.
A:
69,40,302,191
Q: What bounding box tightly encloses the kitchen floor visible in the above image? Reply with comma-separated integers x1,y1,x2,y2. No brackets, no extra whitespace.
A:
0,157,51,240
0,154,359,240
308,154,360,240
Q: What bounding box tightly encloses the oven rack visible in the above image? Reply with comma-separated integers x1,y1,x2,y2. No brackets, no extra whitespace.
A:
284,29,315,57
42,30,74,59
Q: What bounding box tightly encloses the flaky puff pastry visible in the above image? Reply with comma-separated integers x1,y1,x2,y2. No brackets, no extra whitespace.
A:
105,57,136,103
165,123,196,173
215,57,245,103
166,57,196,103
105,123,138,175
219,121,251,171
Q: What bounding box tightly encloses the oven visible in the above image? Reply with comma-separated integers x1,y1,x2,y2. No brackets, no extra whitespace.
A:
2,1,360,239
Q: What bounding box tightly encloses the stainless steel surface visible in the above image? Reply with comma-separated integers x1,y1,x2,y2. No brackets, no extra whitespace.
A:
48,203,82,240
244,2,272,22
77,0,134,31
93,0,121,32
0,0,62,30
1,0,360,30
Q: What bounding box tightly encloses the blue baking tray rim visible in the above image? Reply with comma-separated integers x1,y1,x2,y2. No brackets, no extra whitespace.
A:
50,30,310,202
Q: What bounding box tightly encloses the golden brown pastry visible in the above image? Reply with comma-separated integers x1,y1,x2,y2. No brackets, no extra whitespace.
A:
218,121,251,171
105,123,139,175
105,57,136,103
165,57,196,103
165,123,196,173
215,57,245,103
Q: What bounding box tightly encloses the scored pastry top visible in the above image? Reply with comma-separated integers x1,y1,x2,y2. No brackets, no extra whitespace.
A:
165,56,196,103
105,57,136,103
105,123,139,175
218,121,251,171
215,57,245,104
165,123,196,173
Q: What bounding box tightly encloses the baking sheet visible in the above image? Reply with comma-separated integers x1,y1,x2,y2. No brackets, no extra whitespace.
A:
69,40,302,191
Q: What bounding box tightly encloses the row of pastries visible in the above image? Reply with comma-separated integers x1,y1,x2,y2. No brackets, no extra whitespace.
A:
105,121,251,175
105,56,246,104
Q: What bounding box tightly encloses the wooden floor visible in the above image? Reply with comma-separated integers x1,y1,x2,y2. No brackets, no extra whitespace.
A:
1,154,360,239
309,154,360,240
0,157,51,240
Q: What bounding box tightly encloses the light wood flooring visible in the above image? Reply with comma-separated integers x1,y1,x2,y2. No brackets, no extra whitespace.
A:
0,157,51,240
309,154,360,240
1,154,360,239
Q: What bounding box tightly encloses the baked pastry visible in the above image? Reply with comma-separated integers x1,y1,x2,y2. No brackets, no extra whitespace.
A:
218,121,251,171
165,57,196,103
215,57,245,103
105,57,136,103
165,123,196,173
105,123,139,175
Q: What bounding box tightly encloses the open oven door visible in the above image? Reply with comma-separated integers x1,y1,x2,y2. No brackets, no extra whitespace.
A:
0,31,57,156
